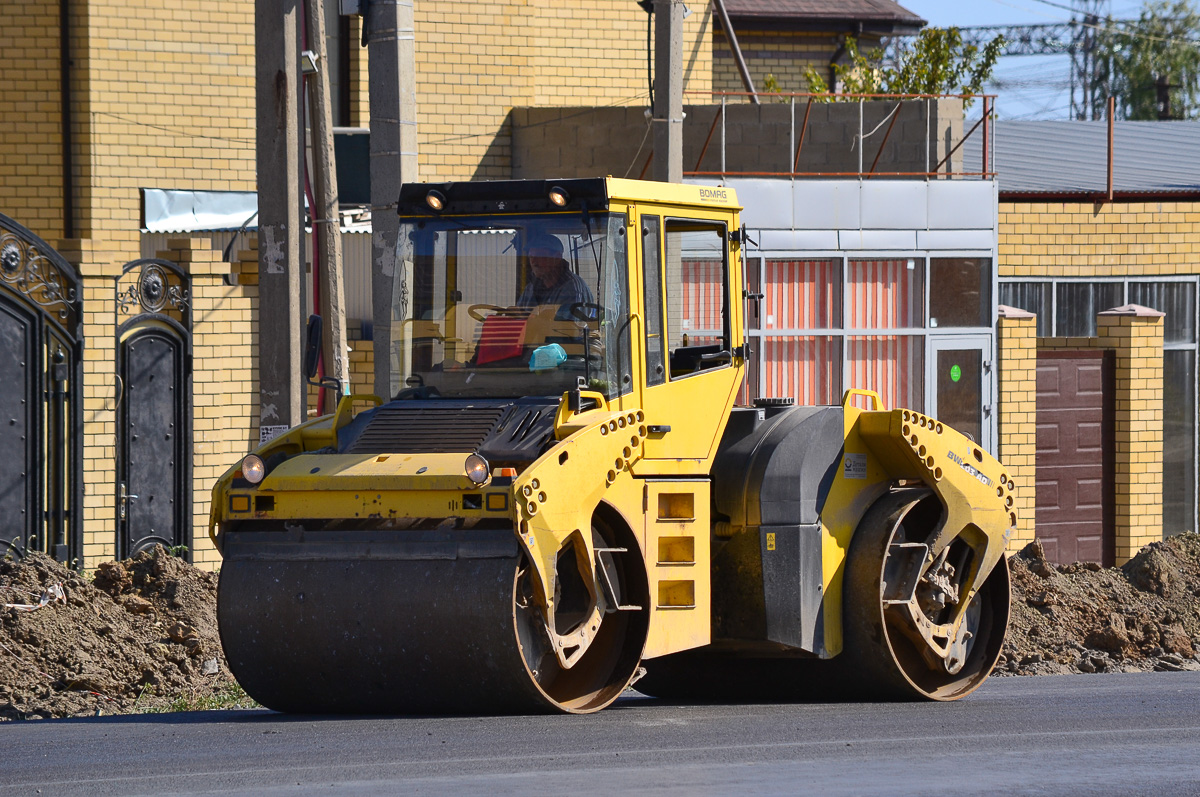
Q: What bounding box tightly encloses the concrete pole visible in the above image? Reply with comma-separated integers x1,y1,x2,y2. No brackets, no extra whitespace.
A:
256,0,304,434
368,0,419,400
304,0,349,400
652,0,684,184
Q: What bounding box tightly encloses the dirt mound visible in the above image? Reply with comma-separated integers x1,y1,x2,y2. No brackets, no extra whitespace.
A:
0,546,242,720
999,534,1200,676
4,534,1200,718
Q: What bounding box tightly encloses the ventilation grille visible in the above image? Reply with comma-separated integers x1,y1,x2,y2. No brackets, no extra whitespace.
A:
344,405,507,454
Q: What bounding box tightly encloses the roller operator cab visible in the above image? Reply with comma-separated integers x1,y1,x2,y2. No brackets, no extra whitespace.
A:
211,178,1016,714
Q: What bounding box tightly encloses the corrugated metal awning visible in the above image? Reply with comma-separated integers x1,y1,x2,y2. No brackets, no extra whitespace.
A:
964,120,1200,196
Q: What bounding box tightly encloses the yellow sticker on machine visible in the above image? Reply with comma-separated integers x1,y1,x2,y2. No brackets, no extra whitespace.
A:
766,532,776,551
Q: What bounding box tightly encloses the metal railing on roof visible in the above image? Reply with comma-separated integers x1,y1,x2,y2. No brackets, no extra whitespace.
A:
657,91,997,181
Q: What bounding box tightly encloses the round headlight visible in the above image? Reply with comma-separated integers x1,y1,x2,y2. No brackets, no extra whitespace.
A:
464,453,490,485
548,185,570,207
242,454,266,484
425,189,446,211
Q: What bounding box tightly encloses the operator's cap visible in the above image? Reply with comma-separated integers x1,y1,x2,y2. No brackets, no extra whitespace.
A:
525,233,564,258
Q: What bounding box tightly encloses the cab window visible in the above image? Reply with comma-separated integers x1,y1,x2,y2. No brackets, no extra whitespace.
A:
663,219,730,378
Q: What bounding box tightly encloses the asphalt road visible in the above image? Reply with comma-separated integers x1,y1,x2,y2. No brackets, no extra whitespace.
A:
2,672,1199,796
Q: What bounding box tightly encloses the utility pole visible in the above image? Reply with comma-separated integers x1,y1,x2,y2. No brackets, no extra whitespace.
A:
367,0,419,399
256,0,304,436
304,0,349,407
652,0,683,183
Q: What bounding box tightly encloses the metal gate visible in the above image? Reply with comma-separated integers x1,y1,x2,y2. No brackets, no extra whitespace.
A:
0,213,83,563
115,259,191,559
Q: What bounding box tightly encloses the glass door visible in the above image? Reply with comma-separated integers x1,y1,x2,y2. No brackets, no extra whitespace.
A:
927,335,994,452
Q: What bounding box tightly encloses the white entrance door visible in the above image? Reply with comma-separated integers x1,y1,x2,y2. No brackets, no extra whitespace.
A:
926,334,995,452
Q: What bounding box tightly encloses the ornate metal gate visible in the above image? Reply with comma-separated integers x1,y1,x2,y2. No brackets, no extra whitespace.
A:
0,213,83,563
115,259,192,559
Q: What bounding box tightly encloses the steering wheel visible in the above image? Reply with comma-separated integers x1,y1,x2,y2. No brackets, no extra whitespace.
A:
467,304,512,322
567,302,606,323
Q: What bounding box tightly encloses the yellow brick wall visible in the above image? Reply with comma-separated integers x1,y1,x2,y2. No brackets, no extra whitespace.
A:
999,201,1200,278
711,31,872,96
409,0,713,179
996,310,1037,550
160,239,259,570
1099,312,1164,561
78,0,257,253
9,0,717,243
59,239,123,566
0,2,67,239
6,0,719,568
349,339,375,395
998,201,1183,561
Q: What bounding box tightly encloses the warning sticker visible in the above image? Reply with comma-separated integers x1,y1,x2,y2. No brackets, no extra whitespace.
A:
259,424,289,445
843,452,868,480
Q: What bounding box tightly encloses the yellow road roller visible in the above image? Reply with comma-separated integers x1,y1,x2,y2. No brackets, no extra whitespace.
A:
210,178,1015,713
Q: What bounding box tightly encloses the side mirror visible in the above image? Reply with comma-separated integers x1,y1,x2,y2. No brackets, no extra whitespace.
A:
304,314,322,380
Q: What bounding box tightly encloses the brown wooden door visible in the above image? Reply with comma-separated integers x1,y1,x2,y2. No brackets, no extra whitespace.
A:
1035,350,1114,566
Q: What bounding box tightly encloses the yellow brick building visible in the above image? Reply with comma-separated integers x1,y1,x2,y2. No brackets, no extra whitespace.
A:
712,0,924,96
983,120,1200,564
0,0,714,570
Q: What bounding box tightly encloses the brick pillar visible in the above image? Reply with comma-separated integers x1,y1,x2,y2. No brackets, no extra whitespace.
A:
58,238,122,566
156,238,258,570
996,306,1037,550
1097,304,1165,565
348,339,375,396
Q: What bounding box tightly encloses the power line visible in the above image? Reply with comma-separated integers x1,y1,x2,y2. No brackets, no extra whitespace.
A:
961,0,1112,119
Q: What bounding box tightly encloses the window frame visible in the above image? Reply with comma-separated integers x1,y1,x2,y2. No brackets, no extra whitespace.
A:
999,274,1200,537
659,216,733,381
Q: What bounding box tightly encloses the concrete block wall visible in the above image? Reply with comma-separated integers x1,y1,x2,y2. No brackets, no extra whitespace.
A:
996,306,1037,550
511,99,963,178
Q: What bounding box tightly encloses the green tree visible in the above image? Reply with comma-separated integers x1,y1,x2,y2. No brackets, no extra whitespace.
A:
1100,0,1200,119
804,28,1004,108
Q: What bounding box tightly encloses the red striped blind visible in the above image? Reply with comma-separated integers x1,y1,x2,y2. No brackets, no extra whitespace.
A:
681,259,724,345
765,260,839,329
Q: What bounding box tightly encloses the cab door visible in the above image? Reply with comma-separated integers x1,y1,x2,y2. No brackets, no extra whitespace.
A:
635,211,744,464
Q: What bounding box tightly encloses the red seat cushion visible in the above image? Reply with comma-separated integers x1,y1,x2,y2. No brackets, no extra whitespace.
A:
475,315,528,364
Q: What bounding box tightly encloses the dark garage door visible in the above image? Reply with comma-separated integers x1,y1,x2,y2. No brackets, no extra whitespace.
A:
1035,350,1114,566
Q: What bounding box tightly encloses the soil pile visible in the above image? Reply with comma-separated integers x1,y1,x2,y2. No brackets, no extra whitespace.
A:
3,535,1200,718
0,546,241,720
1000,533,1200,676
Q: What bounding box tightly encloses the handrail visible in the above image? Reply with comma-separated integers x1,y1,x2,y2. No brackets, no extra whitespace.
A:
674,91,997,181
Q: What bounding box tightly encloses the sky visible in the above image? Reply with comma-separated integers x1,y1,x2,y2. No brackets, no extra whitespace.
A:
898,0,1153,119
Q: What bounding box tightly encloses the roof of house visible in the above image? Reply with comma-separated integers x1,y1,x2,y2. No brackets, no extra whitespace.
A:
963,120,1200,197
722,0,925,31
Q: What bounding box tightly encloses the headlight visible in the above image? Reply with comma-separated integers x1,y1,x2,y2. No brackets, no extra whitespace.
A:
548,185,570,206
241,454,266,484
464,453,489,485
